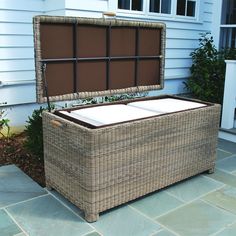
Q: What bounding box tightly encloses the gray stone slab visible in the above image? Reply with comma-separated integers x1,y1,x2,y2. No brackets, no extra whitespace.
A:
49,190,83,217
0,165,47,208
217,149,233,160
215,222,236,236
152,229,175,236
205,169,236,188
216,155,236,173
84,232,102,236
157,200,236,236
203,186,236,215
218,139,236,154
91,205,161,236
7,195,93,236
165,175,223,202
130,190,183,219
0,209,22,236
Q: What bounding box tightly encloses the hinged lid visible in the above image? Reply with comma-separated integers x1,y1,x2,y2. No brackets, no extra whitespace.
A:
33,16,166,103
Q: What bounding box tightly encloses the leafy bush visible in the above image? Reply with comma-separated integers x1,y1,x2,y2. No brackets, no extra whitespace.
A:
74,92,147,106
184,33,236,104
24,107,47,161
0,109,10,138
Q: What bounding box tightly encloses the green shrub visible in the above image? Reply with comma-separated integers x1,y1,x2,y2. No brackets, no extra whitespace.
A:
184,33,236,104
0,109,10,138
76,92,147,106
24,107,47,161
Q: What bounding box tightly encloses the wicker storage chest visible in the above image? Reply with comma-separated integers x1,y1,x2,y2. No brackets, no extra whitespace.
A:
33,16,221,222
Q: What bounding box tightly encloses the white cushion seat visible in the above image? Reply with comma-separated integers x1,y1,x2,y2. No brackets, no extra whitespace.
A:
59,104,160,127
127,98,206,113
59,110,104,126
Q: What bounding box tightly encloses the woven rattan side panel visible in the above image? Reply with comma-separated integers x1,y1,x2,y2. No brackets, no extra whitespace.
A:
42,103,220,221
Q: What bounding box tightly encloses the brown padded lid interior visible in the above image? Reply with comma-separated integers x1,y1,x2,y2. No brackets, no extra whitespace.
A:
34,16,165,103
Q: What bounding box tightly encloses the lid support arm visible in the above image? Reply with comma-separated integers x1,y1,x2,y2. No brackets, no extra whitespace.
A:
42,62,51,112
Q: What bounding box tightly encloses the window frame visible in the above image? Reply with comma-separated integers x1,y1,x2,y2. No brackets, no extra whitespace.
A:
220,0,236,49
115,0,200,22
148,0,173,16
176,0,198,18
117,0,145,14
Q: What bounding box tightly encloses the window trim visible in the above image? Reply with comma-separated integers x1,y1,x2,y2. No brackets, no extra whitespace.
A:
117,0,145,14
176,0,198,18
148,0,173,16
115,0,200,22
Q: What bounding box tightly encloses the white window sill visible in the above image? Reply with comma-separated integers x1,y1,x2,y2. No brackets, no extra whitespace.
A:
117,9,146,16
220,24,236,28
115,11,202,24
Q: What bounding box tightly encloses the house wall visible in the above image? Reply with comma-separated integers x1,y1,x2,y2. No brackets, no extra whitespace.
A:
0,0,216,132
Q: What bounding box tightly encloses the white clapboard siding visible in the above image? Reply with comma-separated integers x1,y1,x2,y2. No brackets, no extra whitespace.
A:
166,28,207,40
0,0,42,106
2,103,42,129
203,12,212,23
0,10,40,23
165,68,190,79
203,2,213,13
0,23,33,35
0,48,34,60
0,0,44,11
0,70,35,82
165,58,192,69
0,84,36,106
166,38,199,49
43,0,65,12
0,35,33,47
149,78,187,96
66,10,104,18
46,10,66,16
165,49,193,59
65,0,108,12
0,59,34,72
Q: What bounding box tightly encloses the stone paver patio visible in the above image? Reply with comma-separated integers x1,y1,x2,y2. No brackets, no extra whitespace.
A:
1,138,236,236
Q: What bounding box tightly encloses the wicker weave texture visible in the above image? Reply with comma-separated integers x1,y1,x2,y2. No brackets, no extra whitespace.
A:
43,101,220,222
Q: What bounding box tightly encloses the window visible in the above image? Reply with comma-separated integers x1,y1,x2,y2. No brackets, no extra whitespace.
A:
220,28,236,48
118,0,143,11
149,0,172,14
222,0,236,24
117,0,198,19
177,0,196,17
220,0,236,48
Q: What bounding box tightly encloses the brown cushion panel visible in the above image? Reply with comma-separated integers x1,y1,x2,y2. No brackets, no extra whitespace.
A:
40,23,73,59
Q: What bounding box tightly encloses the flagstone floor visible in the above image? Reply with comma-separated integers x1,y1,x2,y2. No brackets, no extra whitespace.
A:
1,139,236,236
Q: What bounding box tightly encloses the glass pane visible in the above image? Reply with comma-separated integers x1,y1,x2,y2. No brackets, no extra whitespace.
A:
230,0,236,23
232,28,236,48
221,0,229,24
161,0,171,14
220,28,236,49
177,0,186,15
187,0,196,16
118,0,130,9
150,0,160,12
132,0,143,11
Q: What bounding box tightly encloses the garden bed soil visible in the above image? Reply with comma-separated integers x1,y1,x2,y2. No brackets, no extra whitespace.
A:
0,132,45,187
